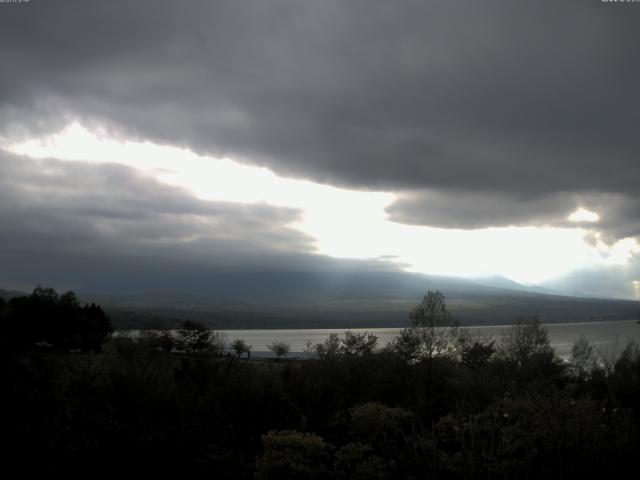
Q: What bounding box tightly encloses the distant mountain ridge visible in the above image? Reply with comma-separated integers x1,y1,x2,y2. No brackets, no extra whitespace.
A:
77,270,561,303
76,270,640,329
3,271,639,330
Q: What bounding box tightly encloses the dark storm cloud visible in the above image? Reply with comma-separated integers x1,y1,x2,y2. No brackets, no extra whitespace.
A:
1,0,639,237
0,149,387,289
386,190,640,240
386,190,578,230
0,151,308,254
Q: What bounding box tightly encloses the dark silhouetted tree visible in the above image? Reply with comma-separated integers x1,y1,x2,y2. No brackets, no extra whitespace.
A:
499,314,553,365
231,338,251,358
570,335,598,377
316,333,342,359
269,341,290,360
1,286,112,353
388,327,422,363
409,291,459,361
342,331,378,356
455,329,496,369
175,320,225,355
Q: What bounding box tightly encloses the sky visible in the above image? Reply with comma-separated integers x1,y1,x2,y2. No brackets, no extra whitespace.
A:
1,1,639,299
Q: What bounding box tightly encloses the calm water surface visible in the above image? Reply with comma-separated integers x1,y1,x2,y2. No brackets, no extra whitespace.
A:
221,320,640,358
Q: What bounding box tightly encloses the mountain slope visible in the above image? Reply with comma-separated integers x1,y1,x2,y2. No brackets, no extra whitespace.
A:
72,270,640,329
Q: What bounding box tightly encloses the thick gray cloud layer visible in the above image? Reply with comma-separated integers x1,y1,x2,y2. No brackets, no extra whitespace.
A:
386,190,640,243
1,1,639,237
0,150,400,291
386,190,578,230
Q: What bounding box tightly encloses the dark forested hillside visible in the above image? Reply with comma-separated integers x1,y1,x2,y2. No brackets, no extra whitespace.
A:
2,288,640,477
94,287,640,330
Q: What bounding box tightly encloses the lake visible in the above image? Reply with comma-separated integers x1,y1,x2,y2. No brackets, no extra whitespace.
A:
221,319,640,359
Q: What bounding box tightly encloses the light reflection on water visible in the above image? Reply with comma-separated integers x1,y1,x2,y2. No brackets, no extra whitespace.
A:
220,320,640,359
122,320,640,359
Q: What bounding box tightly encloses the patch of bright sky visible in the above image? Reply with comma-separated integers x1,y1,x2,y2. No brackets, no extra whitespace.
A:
568,207,600,223
3,122,639,286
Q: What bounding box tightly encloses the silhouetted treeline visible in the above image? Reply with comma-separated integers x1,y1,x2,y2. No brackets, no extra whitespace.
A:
1,288,640,478
0,286,112,353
